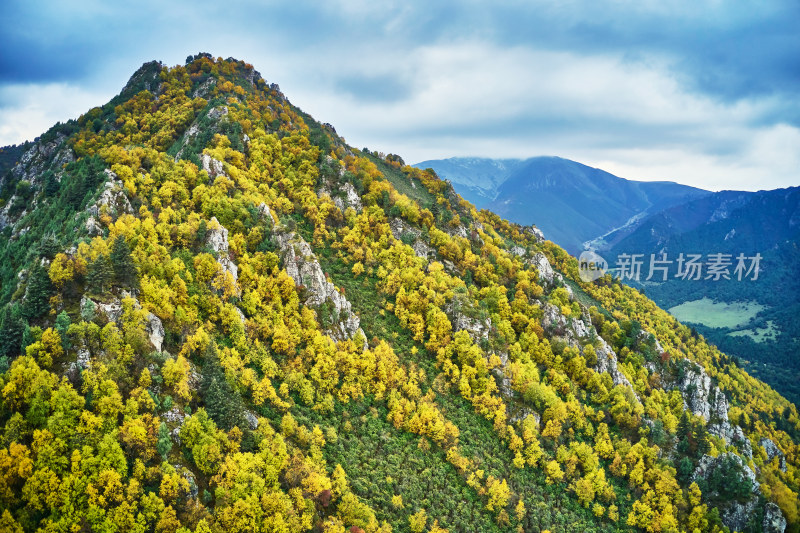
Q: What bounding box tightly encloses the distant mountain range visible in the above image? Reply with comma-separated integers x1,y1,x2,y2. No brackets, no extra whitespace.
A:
415,156,800,405
414,156,710,254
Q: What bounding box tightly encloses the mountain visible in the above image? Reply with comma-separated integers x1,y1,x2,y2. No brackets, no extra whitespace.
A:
0,55,797,533
604,187,800,404
414,156,710,254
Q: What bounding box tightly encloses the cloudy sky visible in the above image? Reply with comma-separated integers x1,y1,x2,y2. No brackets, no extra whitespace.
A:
1,0,798,191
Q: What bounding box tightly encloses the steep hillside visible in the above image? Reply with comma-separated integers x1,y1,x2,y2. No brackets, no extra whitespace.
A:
415,156,710,254
605,187,800,405
0,55,797,533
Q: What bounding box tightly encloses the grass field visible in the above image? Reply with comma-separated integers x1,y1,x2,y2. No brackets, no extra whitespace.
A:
667,297,765,329
729,320,779,344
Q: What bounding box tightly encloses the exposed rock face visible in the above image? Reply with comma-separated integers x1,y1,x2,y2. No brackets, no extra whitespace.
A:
206,217,238,282
764,502,788,533
446,297,491,344
85,169,134,234
445,223,469,239
760,438,788,472
83,295,165,352
389,218,434,260
342,182,363,212
531,252,554,284
192,77,217,98
174,105,228,160
318,181,363,213
257,202,274,224
201,153,225,177
510,245,526,257
525,226,546,242
1,134,75,230
244,410,260,430
164,407,187,444
693,453,761,532
275,230,365,347
672,361,752,457
594,337,637,390
14,134,74,183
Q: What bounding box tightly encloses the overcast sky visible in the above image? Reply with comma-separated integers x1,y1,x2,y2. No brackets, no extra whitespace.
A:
1,0,798,191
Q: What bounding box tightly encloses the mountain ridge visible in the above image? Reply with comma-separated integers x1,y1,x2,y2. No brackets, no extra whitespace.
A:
414,156,711,253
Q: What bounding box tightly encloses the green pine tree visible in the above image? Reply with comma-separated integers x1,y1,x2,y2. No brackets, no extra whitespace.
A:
110,236,139,291
157,422,172,459
23,262,53,319
87,253,113,294
0,304,26,358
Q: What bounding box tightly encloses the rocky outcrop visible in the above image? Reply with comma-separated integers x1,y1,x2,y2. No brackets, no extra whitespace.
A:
206,217,238,282
764,502,788,533
85,169,134,234
163,406,188,444
446,297,492,344
82,295,165,352
389,218,434,260
1,134,75,230
341,182,363,212
760,438,787,472
594,337,637,390
525,226,546,242
510,245,526,257
275,230,365,347
673,361,752,457
173,105,228,161
445,223,469,239
692,453,762,532
244,410,260,430
319,181,363,213
531,252,555,284
200,153,225,177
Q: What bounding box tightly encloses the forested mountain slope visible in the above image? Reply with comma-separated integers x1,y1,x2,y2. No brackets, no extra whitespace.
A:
0,55,797,533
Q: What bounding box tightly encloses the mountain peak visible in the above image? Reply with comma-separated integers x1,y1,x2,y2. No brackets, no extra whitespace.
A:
0,57,796,533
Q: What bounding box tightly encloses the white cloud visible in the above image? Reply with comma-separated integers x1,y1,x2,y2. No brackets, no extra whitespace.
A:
277,41,798,191
0,83,114,145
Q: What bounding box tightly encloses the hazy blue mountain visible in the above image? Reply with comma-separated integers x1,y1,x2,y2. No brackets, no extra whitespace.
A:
414,157,524,205
415,156,710,253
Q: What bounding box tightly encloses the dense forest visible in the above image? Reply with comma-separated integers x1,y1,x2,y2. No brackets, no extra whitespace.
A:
0,54,797,532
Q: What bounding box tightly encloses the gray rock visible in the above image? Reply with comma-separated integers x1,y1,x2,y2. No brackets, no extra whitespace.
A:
200,153,225,177
510,245,526,257
192,77,217,98
760,438,787,472
244,410,259,430
85,215,103,236
594,337,637,390
257,202,273,223
342,182,363,212
94,169,134,217
763,502,787,533
389,218,434,260
531,252,554,284
275,230,366,347
84,295,166,353
206,217,238,281
669,360,752,457
525,226,545,242
445,223,469,239
146,313,165,352
693,453,762,532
